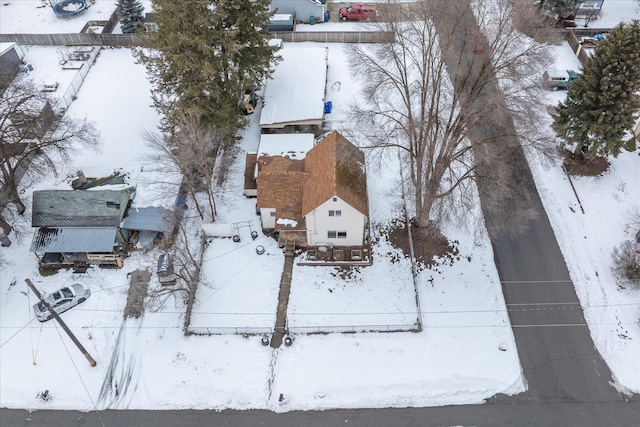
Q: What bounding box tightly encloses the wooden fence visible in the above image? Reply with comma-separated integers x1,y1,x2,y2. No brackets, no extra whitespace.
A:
0,31,393,47
566,30,591,67
0,33,143,47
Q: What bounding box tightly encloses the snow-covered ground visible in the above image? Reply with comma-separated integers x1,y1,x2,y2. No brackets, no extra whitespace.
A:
0,1,121,34
0,33,521,416
0,0,638,413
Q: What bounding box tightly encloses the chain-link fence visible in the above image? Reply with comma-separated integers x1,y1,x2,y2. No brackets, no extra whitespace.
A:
52,46,101,113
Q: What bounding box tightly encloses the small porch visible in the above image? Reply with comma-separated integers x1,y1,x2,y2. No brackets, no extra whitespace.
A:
298,244,372,266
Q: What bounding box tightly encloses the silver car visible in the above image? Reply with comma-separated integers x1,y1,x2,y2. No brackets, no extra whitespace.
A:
33,283,91,322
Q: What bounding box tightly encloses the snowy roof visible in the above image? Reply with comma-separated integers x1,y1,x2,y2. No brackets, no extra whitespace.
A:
260,47,328,128
271,14,293,21
120,206,174,233
257,133,316,159
30,227,117,253
0,42,16,56
31,188,134,228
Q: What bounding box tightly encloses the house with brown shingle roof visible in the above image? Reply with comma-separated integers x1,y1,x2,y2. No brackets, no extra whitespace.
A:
256,155,308,232
302,131,368,247
254,131,369,249
244,133,315,197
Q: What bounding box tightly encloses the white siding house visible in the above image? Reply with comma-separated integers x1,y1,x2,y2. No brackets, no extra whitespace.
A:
253,131,369,252
305,196,367,247
260,207,277,229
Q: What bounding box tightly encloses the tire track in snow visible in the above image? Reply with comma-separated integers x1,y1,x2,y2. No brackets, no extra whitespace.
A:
266,348,279,405
97,317,146,409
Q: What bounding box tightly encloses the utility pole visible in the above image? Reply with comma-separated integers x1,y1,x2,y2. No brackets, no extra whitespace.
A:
25,279,97,367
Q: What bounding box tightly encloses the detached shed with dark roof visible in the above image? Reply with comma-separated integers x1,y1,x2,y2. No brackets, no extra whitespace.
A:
30,187,135,269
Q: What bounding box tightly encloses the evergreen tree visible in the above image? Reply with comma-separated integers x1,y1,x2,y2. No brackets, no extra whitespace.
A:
553,20,640,157
136,0,278,147
115,0,145,34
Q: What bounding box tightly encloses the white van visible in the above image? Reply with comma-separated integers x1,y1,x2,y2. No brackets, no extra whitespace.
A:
543,69,580,90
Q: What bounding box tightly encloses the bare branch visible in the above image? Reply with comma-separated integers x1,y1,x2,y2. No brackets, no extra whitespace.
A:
0,78,100,235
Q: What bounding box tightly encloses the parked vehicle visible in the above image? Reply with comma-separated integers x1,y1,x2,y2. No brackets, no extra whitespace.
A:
543,69,580,90
33,283,91,322
157,252,178,285
339,4,376,21
240,87,258,115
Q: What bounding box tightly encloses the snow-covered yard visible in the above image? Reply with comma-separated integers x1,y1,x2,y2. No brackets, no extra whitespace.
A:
0,40,522,412
0,0,638,413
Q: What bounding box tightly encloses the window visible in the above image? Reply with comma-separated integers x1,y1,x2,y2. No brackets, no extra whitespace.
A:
328,231,337,238
329,210,334,217
270,212,276,217
337,231,347,238
333,197,337,202
328,210,342,217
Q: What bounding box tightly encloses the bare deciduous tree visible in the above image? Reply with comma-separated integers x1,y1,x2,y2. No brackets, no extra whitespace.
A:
142,113,219,222
0,79,100,235
349,0,551,231
146,217,204,313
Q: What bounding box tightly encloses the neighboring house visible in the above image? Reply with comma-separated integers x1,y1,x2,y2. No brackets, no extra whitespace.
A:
260,46,328,134
253,131,369,259
30,187,135,269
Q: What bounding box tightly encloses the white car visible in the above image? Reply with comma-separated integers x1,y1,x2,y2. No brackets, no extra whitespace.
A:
33,283,91,322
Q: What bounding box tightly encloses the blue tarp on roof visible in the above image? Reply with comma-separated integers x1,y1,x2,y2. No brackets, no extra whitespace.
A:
30,227,117,253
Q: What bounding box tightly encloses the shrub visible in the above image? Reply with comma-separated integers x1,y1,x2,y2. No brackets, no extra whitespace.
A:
612,240,640,284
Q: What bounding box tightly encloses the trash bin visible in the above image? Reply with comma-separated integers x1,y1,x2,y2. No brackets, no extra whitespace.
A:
324,101,332,114
324,11,330,22
310,15,315,25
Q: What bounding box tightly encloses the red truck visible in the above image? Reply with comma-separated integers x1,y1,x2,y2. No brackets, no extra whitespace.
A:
339,4,376,21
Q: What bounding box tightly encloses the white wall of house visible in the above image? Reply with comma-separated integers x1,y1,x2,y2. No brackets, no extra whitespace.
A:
305,196,366,246
260,207,277,229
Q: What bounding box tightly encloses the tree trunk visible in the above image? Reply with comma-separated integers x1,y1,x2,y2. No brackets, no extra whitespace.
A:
6,183,26,215
574,143,588,161
415,190,435,228
0,217,11,235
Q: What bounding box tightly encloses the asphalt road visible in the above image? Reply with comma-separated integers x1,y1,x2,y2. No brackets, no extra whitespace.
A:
3,401,640,427
428,0,630,406
492,209,621,404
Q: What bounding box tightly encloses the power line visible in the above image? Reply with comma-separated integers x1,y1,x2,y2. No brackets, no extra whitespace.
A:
0,318,36,348
1,319,637,331
52,321,106,427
